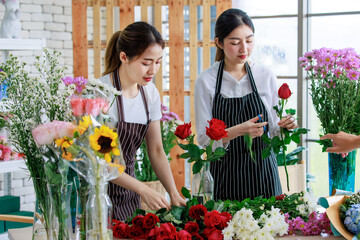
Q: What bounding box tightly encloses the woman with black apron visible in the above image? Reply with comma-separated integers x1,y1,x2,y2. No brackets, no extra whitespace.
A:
194,9,298,201
100,22,186,221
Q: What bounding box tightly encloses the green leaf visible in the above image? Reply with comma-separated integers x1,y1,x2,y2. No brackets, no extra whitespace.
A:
204,200,215,210
262,147,271,159
179,152,190,159
134,208,146,216
271,136,281,148
285,108,296,115
187,144,201,158
178,142,189,150
214,147,226,156
181,187,191,199
156,208,167,214
192,161,203,174
296,128,309,134
171,206,184,220
262,134,271,145
291,134,301,143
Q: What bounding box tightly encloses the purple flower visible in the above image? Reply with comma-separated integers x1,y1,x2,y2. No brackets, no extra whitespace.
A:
61,76,88,93
0,68,3,72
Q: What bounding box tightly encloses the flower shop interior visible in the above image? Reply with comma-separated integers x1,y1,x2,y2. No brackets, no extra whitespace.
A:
0,0,360,239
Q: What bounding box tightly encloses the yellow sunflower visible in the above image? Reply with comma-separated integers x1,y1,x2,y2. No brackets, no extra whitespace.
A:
76,115,92,135
89,125,120,162
55,137,74,161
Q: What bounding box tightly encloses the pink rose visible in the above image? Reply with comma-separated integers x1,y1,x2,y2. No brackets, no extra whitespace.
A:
70,97,84,117
84,98,109,117
32,121,76,146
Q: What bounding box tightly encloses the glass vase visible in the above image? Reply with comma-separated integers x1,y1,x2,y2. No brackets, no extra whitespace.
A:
74,175,90,240
191,162,214,204
48,182,74,240
85,171,113,240
32,198,52,240
328,150,356,195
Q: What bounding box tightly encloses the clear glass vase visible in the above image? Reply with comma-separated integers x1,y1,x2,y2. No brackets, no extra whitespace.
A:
328,150,357,195
86,172,113,240
48,182,74,240
74,175,90,240
32,198,52,240
191,162,214,204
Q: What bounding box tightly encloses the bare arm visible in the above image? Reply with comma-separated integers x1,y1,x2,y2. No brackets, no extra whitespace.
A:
320,131,360,153
145,120,186,206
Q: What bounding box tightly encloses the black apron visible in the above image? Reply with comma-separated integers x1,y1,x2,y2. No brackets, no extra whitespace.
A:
211,60,282,201
108,69,151,221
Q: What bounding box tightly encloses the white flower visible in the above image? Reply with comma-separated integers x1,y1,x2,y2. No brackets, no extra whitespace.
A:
296,204,307,216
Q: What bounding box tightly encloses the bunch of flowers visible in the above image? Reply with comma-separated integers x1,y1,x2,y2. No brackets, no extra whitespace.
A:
338,192,360,238
261,83,308,191
135,103,180,182
113,190,329,240
299,48,360,143
0,135,23,161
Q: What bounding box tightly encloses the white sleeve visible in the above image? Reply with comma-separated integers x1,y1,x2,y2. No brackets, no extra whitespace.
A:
147,83,162,122
194,73,228,149
266,73,281,138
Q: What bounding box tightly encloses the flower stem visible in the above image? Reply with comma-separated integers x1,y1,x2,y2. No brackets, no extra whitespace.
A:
279,99,290,191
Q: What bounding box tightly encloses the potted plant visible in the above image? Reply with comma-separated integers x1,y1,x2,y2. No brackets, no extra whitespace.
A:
135,103,180,209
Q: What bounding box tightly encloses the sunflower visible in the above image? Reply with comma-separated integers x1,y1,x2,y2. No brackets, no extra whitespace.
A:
89,125,120,162
76,115,92,135
55,137,74,161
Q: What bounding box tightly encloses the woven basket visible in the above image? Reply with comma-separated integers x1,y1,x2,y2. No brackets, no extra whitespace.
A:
140,180,167,211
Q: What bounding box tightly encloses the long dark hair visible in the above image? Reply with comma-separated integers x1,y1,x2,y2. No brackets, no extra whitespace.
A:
215,9,255,61
103,21,165,75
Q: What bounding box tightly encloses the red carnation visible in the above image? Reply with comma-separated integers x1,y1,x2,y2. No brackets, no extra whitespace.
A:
206,118,228,141
175,122,192,140
189,204,208,220
278,83,292,99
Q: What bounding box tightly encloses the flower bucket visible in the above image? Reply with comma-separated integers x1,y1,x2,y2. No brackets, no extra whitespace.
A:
328,150,356,195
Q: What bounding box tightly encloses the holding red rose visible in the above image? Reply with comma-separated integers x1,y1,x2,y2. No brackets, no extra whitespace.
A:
278,83,292,100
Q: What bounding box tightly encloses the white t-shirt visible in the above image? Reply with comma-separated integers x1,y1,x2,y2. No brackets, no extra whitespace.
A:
194,61,281,148
100,74,162,126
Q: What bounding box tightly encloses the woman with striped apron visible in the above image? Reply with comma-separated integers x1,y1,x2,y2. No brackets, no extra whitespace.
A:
101,22,186,221
194,9,297,201
211,60,282,201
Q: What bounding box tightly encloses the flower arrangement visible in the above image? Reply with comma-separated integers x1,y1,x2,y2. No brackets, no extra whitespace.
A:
135,103,180,182
299,48,360,147
113,190,330,240
0,134,23,161
262,83,308,191
175,119,228,202
338,192,360,238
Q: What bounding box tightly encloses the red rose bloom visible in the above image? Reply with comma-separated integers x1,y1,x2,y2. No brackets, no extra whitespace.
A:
132,215,144,228
218,212,232,229
203,227,223,240
158,223,177,240
143,213,160,229
275,194,286,201
147,226,159,240
126,225,147,239
203,210,222,228
189,204,208,220
175,122,192,140
113,220,127,238
206,118,228,141
278,83,292,99
177,230,192,240
184,221,199,235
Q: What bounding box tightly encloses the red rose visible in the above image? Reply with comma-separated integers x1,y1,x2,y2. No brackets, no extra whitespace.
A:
184,221,199,235
177,230,192,240
203,210,222,228
203,227,223,240
132,215,144,228
113,220,127,238
158,223,177,239
278,83,292,99
147,226,159,240
143,213,160,229
189,204,207,220
218,212,232,229
206,118,228,141
275,194,286,201
126,225,147,239
175,122,192,140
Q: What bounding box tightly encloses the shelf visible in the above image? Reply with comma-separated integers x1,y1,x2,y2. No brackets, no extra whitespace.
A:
0,38,46,51
0,160,27,174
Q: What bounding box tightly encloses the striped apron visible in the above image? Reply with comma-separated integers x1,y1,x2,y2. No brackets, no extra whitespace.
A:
211,60,282,201
108,69,151,221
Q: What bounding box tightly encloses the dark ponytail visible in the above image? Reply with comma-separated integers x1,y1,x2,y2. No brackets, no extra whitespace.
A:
215,9,254,61
103,21,165,76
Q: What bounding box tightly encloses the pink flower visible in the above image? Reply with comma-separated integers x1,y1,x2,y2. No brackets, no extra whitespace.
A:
32,121,76,146
70,97,84,117
84,98,109,117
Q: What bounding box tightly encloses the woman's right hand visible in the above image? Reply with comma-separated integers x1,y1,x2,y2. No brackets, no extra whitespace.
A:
139,185,171,211
238,115,268,138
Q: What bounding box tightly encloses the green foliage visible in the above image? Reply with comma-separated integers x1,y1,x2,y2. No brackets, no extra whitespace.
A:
276,146,306,166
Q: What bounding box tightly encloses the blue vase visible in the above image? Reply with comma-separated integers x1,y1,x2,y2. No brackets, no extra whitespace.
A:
328,150,356,195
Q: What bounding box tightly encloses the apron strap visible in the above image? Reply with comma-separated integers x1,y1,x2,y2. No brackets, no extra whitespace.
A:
215,60,225,95
139,86,150,124
245,62,258,93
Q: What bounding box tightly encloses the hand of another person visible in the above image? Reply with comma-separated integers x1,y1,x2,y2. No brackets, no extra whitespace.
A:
139,185,171,211
239,115,268,138
278,114,298,130
320,131,360,155
169,192,187,206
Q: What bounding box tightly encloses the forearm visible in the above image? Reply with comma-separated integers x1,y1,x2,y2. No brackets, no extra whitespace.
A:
221,125,245,144
111,172,146,195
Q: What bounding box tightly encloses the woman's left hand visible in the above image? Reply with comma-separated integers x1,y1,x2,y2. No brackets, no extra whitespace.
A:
170,192,187,206
278,114,298,130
